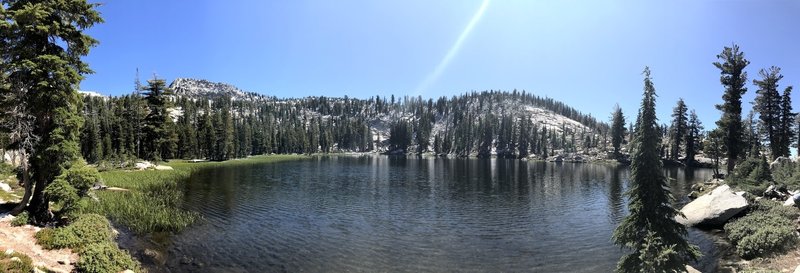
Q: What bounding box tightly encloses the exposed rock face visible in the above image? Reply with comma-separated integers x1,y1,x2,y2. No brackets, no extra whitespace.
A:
169,78,254,101
677,184,748,227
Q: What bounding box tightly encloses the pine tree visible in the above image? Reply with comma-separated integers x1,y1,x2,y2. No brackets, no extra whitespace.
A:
612,67,700,273
610,105,626,158
1,0,102,222
685,110,703,165
714,44,749,173
141,77,176,162
753,66,783,159
670,99,688,160
778,86,795,158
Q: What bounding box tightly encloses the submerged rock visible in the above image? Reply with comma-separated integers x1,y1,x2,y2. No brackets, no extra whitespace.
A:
677,184,748,227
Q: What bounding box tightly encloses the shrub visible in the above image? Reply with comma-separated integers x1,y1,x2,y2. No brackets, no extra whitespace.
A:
35,214,113,250
44,178,80,213
728,155,771,188
75,242,140,273
0,251,34,273
45,160,102,218
10,211,29,227
724,200,799,259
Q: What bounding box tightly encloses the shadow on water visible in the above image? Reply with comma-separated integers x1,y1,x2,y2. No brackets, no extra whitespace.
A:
126,156,722,273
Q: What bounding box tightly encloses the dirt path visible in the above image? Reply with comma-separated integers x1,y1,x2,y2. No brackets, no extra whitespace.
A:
0,214,77,273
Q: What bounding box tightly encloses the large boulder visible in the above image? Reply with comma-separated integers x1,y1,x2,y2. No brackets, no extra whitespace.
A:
785,193,800,207
135,161,154,170
677,184,748,227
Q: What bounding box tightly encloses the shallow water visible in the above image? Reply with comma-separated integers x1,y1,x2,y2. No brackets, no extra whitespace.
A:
145,156,720,272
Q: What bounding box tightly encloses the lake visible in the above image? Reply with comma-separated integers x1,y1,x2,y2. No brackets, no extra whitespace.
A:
138,155,722,272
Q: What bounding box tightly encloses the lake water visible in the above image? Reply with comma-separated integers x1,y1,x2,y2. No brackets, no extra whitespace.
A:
141,156,722,272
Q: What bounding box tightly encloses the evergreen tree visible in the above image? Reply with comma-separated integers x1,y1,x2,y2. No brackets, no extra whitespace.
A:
610,105,626,158
670,99,688,160
612,67,700,273
517,117,530,158
753,66,783,159
714,44,749,173
1,0,102,222
705,129,724,178
685,110,703,165
141,77,176,162
778,86,795,158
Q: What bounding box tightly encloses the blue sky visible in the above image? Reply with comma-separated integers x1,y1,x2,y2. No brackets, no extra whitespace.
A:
81,0,799,128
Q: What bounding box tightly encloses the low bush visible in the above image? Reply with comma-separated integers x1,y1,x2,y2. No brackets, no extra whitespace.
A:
724,199,799,259
10,211,29,226
0,252,35,273
727,155,771,188
45,160,103,218
75,242,140,273
0,251,34,273
35,214,113,250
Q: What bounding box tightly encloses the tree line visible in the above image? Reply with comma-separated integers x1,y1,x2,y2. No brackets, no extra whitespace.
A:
76,85,609,164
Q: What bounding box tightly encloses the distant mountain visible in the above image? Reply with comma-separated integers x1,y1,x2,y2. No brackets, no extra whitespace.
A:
169,78,267,101
168,78,607,157
78,77,609,161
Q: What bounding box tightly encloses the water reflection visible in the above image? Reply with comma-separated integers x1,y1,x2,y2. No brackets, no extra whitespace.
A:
158,156,717,273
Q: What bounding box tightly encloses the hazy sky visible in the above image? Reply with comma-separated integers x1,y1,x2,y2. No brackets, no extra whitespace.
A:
81,0,799,128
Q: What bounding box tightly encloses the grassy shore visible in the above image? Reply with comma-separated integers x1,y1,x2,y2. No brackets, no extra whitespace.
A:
83,155,309,234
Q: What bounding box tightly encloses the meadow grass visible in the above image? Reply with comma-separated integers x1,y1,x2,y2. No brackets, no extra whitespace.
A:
85,155,308,234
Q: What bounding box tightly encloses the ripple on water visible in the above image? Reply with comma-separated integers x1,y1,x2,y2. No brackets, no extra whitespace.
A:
160,157,719,273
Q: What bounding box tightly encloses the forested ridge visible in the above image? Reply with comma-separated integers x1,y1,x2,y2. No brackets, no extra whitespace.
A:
74,78,609,163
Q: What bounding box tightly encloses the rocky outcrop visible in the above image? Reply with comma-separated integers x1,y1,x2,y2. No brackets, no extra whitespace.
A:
677,185,748,227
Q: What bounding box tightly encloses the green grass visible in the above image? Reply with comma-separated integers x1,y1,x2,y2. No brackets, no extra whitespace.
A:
85,155,308,234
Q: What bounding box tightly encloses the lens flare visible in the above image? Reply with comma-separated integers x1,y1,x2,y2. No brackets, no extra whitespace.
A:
414,0,491,95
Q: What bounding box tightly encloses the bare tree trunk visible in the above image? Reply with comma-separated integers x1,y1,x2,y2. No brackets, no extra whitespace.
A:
10,153,32,215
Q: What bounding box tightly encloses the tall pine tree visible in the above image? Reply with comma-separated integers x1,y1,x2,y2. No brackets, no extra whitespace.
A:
610,105,626,158
685,110,703,165
612,67,700,272
0,0,103,222
670,99,688,161
753,66,783,159
714,44,749,173
778,86,795,158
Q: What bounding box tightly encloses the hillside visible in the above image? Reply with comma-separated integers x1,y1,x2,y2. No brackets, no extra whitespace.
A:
77,78,610,161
